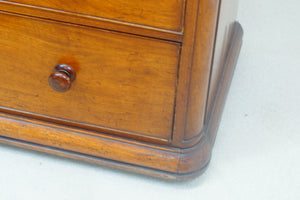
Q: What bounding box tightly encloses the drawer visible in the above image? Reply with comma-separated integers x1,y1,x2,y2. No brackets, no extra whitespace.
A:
0,12,180,140
2,0,184,32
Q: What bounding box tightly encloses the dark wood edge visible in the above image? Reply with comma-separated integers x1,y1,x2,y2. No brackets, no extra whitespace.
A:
0,1,183,42
0,135,211,180
0,22,243,180
0,136,178,180
176,21,243,179
172,0,221,146
171,0,205,146
206,22,243,145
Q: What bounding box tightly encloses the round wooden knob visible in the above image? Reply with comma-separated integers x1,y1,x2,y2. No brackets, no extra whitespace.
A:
49,64,76,92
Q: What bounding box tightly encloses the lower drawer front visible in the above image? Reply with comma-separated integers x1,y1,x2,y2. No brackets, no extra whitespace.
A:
0,12,180,140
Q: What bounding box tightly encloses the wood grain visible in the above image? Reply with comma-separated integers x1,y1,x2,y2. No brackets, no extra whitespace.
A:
0,12,179,140
0,0,243,179
0,1,183,42
183,0,220,141
0,112,180,174
1,0,184,32
171,0,220,147
0,22,243,180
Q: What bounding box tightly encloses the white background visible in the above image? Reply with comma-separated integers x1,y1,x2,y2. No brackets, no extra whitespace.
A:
0,0,299,199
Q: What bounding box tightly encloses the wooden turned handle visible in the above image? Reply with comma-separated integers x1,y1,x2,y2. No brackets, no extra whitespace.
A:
48,64,76,92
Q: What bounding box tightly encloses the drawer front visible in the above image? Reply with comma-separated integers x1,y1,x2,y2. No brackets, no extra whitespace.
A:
3,0,184,32
0,12,180,140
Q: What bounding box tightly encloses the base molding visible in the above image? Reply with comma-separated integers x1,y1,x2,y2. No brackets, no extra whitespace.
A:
0,22,243,180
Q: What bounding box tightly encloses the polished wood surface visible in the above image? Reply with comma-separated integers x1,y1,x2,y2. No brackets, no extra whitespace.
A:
0,22,243,180
2,0,184,32
0,1,183,42
0,0,243,179
0,112,179,174
183,0,220,142
0,12,179,140
49,64,76,92
171,0,221,147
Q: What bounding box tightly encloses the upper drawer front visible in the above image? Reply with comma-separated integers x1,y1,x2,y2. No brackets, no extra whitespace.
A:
3,0,184,32
0,12,179,140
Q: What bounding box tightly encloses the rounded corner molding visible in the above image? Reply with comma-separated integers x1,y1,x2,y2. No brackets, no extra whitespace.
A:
0,0,243,180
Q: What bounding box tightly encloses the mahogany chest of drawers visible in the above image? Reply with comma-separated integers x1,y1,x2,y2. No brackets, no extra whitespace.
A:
0,0,243,179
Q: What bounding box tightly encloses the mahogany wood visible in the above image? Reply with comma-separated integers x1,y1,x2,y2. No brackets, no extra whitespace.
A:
172,0,221,148
0,0,243,179
49,64,76,92
0,12,179,141
0,22,242,180
0,1,183,42
3,0,184,31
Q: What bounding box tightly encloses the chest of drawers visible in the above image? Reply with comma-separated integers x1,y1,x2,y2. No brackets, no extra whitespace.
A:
0,0,243,180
